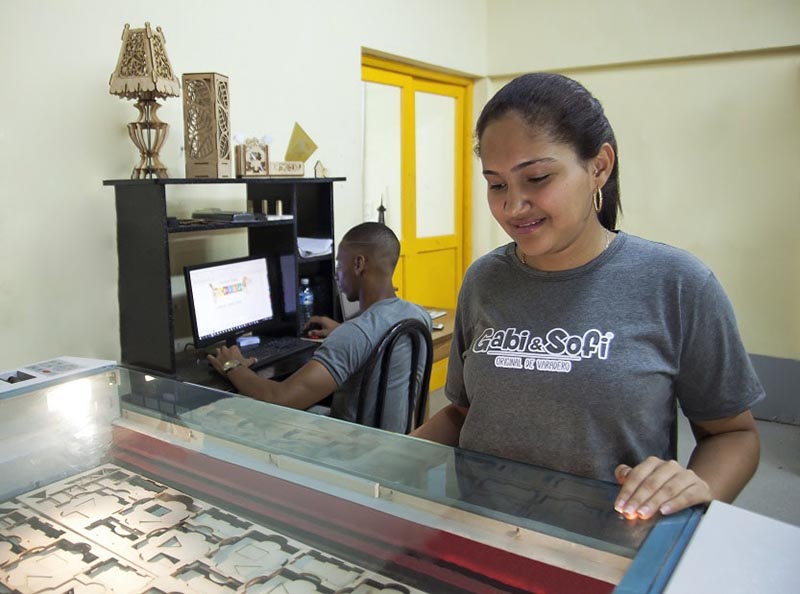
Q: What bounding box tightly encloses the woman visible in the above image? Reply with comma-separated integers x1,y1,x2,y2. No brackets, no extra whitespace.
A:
413,73,764,520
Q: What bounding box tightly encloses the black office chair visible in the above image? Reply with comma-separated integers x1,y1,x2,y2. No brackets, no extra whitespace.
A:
356,318,433,434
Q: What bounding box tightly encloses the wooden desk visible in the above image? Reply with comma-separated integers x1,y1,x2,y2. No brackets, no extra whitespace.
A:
175,310,455,394
173,346,317,392
428,308,455,391
430,309,455,364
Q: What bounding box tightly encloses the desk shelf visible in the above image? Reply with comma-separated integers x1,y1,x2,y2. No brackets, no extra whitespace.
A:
104,177,345,378
167,218,295,234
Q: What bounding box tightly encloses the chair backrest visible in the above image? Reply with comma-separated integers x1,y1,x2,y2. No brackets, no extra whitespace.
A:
356,318,433,434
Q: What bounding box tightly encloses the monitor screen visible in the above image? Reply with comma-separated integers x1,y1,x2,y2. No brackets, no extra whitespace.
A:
184,256,274,348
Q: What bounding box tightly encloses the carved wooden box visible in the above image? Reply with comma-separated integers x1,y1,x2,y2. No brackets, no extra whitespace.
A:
182,72,232,178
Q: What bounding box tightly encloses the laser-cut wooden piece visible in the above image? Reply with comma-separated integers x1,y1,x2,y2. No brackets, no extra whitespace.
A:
183,72,232,178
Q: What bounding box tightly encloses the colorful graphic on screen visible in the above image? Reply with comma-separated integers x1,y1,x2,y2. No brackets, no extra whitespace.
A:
187,257,273,344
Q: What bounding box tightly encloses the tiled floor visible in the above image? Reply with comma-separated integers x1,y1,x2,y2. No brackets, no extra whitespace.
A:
427,388,800,527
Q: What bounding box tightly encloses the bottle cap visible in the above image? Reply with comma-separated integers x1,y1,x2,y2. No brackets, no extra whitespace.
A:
300,278,310,285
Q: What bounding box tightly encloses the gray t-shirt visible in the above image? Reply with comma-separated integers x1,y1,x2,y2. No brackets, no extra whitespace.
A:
313,297,432,433
447,232,765,481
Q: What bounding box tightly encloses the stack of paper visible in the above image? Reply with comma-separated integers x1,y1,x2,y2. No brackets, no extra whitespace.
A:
298,237,333,258
425,309,447,320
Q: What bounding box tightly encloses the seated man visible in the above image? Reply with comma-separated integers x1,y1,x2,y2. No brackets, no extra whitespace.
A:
207,222,432,432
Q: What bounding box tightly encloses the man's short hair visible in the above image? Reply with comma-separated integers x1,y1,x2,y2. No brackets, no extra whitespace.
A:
341,222,400,269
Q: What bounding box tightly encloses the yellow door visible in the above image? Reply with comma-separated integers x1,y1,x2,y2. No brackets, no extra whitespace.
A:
362,56,473,390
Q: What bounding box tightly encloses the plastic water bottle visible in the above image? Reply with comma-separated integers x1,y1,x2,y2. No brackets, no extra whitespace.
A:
298,277,315,330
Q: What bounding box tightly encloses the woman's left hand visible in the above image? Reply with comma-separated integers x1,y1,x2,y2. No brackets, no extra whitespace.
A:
613,457,712,520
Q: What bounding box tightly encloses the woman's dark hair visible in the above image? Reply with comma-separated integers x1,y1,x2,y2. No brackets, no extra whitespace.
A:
475,73,621,230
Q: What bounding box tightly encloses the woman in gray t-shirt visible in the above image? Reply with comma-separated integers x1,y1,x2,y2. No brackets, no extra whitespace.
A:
413,73,763,523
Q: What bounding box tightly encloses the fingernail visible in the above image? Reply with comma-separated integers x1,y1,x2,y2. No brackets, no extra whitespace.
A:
637,506,652,519
614,499,626,513
623,506,636,518
660,504,672,515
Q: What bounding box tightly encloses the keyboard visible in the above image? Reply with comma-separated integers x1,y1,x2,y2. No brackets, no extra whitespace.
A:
240,336,318,370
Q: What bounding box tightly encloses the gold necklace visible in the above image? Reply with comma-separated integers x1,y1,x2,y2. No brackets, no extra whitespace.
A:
518,229,613,267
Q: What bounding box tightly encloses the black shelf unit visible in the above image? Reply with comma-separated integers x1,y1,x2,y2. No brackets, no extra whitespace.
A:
168,219,296,233
104,177,345,376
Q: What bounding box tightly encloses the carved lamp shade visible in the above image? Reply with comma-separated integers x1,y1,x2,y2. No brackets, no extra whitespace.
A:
109,23,180,179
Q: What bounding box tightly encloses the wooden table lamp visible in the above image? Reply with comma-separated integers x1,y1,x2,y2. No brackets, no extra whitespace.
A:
109,23,180,179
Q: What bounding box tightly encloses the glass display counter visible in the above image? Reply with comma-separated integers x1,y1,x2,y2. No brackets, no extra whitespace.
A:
0,365,699,593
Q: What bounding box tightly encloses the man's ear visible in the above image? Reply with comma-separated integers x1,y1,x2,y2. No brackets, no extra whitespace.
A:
353,254,366,275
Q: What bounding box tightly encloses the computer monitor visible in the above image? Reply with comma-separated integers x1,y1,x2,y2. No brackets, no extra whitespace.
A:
184,255,275,348
279,253,296,315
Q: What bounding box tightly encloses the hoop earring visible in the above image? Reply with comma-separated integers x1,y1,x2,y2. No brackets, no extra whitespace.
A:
593,188,603,213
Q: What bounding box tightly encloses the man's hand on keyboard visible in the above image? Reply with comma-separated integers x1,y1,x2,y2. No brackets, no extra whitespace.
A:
303,315,340,339
207,345,257,376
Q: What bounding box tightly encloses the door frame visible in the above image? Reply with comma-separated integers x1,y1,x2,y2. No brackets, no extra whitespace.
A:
361,54,474,292
361,54,473,394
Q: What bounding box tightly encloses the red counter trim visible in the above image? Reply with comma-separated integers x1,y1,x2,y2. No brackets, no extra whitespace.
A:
112,425,613,594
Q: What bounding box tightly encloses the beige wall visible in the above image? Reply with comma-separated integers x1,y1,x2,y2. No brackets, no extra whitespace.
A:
2,0,797,370
487,0,800,73
0,0,488,370
482,1,800,361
